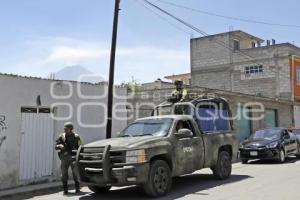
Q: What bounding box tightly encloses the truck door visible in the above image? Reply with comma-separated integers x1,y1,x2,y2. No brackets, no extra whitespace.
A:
173,120,204,175
189,120,205,169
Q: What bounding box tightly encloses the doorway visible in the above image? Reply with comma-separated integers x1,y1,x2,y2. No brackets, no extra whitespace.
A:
19,107,54,182
264,109,278,128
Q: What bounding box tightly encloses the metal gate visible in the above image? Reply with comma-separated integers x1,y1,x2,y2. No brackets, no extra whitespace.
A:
236,106,252,142
19,108,54,181
265,109,278,128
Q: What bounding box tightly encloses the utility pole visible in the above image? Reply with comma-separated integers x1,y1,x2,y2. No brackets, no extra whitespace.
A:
106,0,121,139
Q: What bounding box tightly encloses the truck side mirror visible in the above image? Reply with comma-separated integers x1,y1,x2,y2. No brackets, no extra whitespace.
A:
175,129,193,138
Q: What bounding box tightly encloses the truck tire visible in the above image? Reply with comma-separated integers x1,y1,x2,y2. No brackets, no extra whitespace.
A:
88,185,111,193
212,151,232,180
143,160,172,197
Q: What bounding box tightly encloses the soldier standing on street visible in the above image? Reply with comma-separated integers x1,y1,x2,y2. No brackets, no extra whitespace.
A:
55,122,82,195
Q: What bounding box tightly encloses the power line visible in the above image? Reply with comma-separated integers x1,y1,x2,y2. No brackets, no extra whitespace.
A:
133,0,192,35
141,0,292,81
154,0,300,29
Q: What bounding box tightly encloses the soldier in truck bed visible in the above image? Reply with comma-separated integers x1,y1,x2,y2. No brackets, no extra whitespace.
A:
55,122,82,195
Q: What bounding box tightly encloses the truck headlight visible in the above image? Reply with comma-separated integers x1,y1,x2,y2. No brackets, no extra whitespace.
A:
126,149,146,163
266,142,278,149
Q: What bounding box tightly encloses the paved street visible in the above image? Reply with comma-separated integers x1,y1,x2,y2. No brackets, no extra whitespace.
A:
4,157,300,200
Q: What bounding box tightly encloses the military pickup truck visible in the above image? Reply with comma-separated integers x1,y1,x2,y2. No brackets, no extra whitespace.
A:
76,97,237,197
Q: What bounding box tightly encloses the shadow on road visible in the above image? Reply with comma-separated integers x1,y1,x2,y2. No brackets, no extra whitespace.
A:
79,173,252,200
246,156,299,165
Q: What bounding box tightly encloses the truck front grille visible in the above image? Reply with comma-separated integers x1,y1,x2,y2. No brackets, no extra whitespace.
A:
77,145,125,177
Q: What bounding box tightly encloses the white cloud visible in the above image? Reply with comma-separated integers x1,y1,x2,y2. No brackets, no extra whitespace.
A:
44,42,188,64
46,46,109,63
8,36,190,82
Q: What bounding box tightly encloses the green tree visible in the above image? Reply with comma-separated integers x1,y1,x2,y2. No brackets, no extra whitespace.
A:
121,77,142,93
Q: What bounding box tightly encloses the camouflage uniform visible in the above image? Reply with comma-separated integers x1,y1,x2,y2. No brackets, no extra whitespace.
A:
56,124,82,194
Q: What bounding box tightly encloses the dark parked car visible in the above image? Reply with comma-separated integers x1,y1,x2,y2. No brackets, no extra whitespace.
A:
239,128,300,163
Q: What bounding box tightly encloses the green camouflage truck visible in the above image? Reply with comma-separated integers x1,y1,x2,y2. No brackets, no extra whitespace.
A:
75,89,238,197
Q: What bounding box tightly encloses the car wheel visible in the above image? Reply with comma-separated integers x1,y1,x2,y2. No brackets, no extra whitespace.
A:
212,151,232,180
88,185,111,193
143,160,172,197
296,146,300,158
278,149,285,163
241,159,248,164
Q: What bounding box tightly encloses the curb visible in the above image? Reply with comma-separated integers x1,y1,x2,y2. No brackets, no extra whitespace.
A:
0,181,74,199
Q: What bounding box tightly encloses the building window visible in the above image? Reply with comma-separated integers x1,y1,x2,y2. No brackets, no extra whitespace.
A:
233,40,240,50
245,65,263,75
21,107,51,113
297,67,300,85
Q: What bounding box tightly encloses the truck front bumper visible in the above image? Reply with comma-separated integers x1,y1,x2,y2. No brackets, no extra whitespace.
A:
82,163,149,187
76,145,150,187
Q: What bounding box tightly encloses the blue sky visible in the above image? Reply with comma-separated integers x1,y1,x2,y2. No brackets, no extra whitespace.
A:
0,0,299,83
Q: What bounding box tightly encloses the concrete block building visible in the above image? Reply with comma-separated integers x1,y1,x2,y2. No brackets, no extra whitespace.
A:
127,87,299,143
141,78,174,91
164,73,191,86
190,30,300,101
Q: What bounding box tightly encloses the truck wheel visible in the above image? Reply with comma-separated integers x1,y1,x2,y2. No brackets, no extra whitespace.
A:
143,160,172,197
88,185,111,193
212,151,232,180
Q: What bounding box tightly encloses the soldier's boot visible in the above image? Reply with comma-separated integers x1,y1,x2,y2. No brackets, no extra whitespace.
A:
63,182,68,195
75,181,81,193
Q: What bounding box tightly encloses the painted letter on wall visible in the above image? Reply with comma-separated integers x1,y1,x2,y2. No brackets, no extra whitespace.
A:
0,115,7,149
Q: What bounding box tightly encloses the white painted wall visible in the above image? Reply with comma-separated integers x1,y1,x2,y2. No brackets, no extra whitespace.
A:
0,74,127,189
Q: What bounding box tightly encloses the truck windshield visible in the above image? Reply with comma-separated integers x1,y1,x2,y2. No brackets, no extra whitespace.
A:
119,118,173,137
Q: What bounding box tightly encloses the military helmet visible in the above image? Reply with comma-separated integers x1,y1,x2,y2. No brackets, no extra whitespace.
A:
64,122,74,129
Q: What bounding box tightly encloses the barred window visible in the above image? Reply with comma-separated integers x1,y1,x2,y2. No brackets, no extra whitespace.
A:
245,65,263,75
